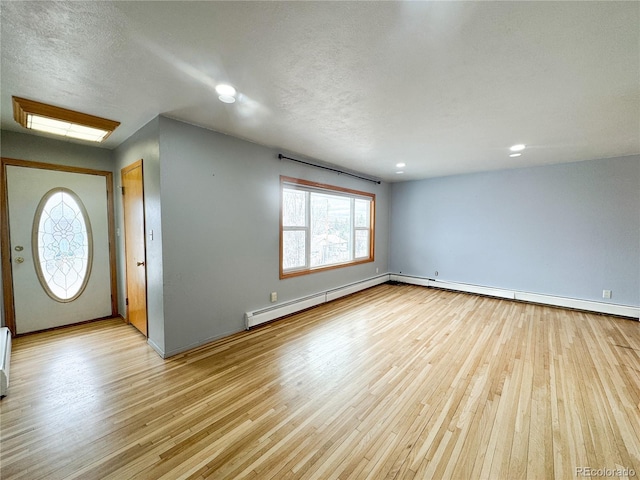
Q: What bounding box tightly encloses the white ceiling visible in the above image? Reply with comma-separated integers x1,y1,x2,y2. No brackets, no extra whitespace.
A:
1,1,638,182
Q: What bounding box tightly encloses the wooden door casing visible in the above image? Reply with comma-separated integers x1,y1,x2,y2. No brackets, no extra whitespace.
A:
121,160,148,336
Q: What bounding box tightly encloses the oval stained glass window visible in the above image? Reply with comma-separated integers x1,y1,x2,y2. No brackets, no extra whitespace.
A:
32,188,93,302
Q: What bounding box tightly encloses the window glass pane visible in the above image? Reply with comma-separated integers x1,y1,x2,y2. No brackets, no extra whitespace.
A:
282,188,306,227
355,229,369,258
34,189,92,301
281,178,375,277
283,230,306,269
354,199,370,227
310,193,351,267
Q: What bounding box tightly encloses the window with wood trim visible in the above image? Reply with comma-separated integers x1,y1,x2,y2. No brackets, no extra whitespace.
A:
280,176,375,278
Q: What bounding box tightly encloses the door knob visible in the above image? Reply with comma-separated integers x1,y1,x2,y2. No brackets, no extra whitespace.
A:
15,257,24,264
137,261,145,266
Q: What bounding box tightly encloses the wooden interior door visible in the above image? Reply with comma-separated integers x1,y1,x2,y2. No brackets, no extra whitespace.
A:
121,160,147,336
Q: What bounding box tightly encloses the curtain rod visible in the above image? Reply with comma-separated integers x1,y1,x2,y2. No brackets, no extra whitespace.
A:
278,154,381,185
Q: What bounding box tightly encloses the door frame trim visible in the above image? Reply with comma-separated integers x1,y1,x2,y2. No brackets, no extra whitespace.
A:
120,159,148,335
1,157,118,334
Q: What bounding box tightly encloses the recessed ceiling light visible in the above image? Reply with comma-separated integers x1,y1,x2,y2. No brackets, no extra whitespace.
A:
12,96,119,142
509,153,522,158
396,162,406,168
510,144,526,152
218,95,236,104
215,84,238,104
396,171,404,174
215,84,236,96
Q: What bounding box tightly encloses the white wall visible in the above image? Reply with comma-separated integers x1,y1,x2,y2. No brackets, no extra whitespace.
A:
390,155,640,308
0,130,114,327
158,117,390,356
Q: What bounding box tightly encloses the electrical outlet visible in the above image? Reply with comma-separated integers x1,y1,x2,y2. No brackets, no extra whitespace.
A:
270,292,277,303
602,290,612,299
376,267,379,274
435,271,439,277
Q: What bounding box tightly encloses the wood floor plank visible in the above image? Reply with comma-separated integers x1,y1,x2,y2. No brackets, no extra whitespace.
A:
1,284,639,479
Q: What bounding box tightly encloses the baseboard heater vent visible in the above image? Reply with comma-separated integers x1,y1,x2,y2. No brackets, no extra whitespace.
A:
245,293,326,329
245,274,390,329
0,327,11,397
389,274,640,319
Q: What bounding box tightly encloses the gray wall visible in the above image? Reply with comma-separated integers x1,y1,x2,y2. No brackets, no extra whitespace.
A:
390,155,640,307
112,118,165,354
6,123,636,355
0,130,115,327
0,122,390,355
1,130,113,170
158,117,390,355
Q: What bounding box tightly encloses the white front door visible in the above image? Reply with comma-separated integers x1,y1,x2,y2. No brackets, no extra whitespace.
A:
6,165,113,334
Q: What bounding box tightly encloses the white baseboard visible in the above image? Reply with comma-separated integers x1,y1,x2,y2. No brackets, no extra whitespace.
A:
390,274,431,287
0,327,11,397
390,274,640,319
162,329,240,359
245,274,391,329
325,275,390,302
513,291,639,318
147,338,166,358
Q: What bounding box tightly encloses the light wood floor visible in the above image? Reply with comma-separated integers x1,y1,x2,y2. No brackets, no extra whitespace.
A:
2,284,640,480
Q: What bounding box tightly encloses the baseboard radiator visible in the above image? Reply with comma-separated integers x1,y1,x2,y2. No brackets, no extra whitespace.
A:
0,327,11,397
389,275,640,319
245,274,390,329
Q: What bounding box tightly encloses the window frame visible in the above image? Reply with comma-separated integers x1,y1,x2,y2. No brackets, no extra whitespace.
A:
32,187,94,303
280,176,375,279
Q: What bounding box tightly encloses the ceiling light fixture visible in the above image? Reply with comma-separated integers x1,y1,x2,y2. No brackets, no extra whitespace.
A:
510,144,526,152
509,153,522,158
396,171,404,174
396,162,406,168
12,96,120,142
215,84,237,104
218,95,236,104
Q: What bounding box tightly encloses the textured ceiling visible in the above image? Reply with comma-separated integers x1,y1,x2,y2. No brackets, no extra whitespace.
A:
1,1,638,182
